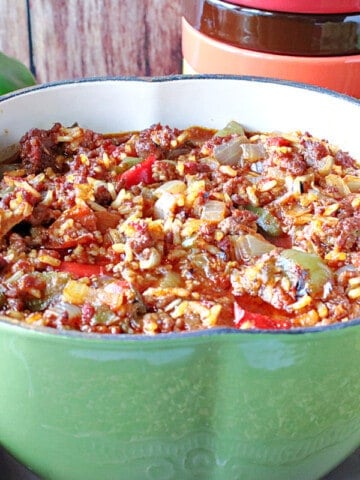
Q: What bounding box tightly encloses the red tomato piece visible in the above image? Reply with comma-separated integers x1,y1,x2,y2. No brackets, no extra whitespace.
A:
59,261,105,278
267,137,291,147
268,233,292,249
94,211,121,234
234,302,291,330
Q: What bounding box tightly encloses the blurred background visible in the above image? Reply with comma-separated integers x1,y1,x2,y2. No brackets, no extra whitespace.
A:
0,0,182,82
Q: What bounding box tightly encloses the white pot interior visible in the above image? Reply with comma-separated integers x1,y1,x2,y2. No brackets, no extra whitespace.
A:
0,76,359,161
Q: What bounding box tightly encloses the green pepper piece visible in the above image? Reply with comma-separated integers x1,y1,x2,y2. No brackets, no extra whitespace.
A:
279,249,333,296
215,120,245,137
0,51,36,95
25,272,71,312
246,205,283,237
94,304,117,324
116,156,143,174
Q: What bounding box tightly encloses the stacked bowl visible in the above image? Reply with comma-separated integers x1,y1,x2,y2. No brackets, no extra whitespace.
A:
182,0,360,97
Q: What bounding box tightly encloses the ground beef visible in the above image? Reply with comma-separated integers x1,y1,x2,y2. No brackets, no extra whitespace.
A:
301,138,329,165
218,210,258,235
94,185,113,206
335,217,360,250
0,121,359,333
19,123,68,174
126,220,155,254
27,204,59,226
134,123,180,159
335,150,356,169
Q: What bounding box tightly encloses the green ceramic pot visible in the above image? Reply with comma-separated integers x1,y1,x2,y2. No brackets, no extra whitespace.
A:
0,319,359,480
0,76,359,480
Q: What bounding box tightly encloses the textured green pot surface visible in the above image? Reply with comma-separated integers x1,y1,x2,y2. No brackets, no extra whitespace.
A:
0,319,359,480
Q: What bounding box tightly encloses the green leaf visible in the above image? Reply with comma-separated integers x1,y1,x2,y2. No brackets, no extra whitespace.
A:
0,51,36,95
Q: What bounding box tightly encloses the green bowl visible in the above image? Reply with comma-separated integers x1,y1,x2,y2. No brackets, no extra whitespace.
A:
0,76,359,480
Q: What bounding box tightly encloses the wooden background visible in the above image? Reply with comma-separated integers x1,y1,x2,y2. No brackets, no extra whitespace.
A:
0,0,183,83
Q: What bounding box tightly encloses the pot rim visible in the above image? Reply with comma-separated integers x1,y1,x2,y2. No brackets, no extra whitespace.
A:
1,74,359,104
1,74,359,339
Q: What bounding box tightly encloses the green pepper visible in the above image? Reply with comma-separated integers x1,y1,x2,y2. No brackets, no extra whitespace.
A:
25,272,71,312
215,120,245,137
0,51,36,95
115,156,142,174
246,205,283,237
93,304,118,325
278,249,333,296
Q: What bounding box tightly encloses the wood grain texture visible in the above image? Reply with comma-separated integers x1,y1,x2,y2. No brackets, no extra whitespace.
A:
28,0,183,82
0,0,30,67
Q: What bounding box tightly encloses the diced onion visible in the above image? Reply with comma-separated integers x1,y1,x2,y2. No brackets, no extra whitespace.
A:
240,143,265,163
190,253,210,276
325,174,351,197
97,283,125,310
335,265,357,286
154,192,178,219
316,155,333,176
45,302,82,321
286,174,314,195
213,138,244,166
139,247,162,270
154,180,186,197
233,234,275,261
182,235,197,248
159,270,183,288
344,175,360,193
201,200,226,222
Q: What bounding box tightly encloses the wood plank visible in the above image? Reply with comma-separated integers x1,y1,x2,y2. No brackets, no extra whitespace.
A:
29,0,183,83
144,0,183,76
0,0,30,68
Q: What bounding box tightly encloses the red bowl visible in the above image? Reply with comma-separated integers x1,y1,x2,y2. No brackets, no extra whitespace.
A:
225,0,360,14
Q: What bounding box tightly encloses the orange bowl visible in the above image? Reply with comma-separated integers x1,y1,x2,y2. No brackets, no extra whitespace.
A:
182,17,360,97
183,0,360,56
